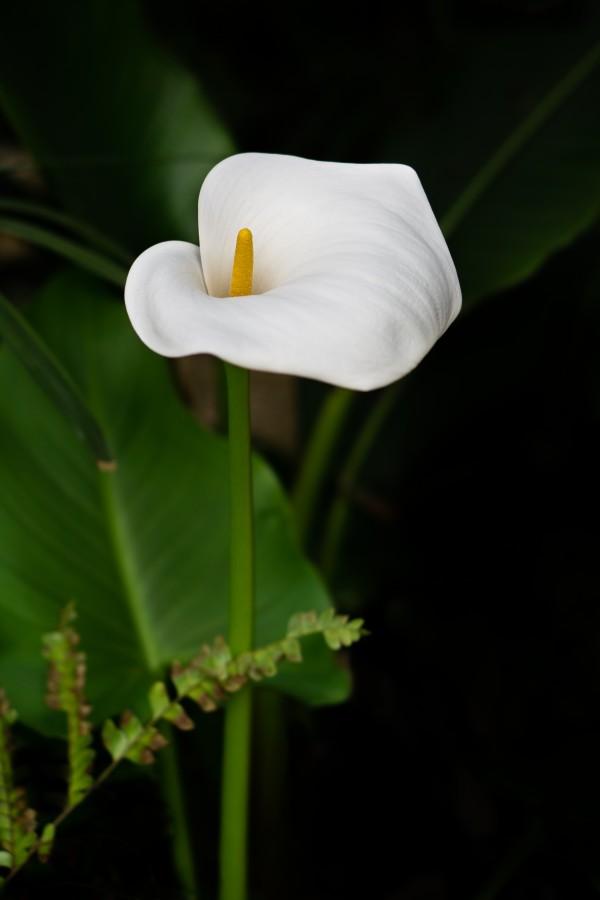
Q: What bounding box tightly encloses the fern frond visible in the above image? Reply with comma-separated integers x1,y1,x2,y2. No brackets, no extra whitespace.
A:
2,604,367,888
287,608,367,650
0,690,38,873
100,609,367,767
101,710,169,766
42,602,95,807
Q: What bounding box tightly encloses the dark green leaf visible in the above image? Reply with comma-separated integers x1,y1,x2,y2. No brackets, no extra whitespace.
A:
0,289,114,468
161,704,194,731
101,719,128,762
0,217,128,288
148,682,171,719
0,0,236,252
381,19,600,307
38,823,55,863
0,270,349,735
0,198,131,265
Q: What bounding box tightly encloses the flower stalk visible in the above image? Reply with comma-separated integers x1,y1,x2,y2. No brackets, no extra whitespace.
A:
219,229,256,900
123,153,462,898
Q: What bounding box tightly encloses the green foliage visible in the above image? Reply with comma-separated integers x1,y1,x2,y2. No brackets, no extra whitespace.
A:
381,21,600,309
0,217,127,288
287,609,366,651
0,692,37,875
101,711,169,766
0,197,132,265
37,824,55,865
0,289,114,468
0,0,236,253
42,604,95,807
0,270,349,735
0,603,366,888
102,608,365,765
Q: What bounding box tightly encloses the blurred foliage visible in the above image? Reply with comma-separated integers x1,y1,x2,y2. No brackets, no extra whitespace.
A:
0,0,235,252
143,0,600,306
0,0,598,898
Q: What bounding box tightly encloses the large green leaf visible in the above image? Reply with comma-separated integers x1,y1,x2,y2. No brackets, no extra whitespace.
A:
0,289,113,468
0,270,349,734
380,17,600,307
0,0,235,252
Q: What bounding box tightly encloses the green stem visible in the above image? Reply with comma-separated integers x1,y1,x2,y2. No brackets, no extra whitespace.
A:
220,689,253,900
253,690,287,896
320,383,403,580
219,363,255,900
159,740,199,900
291,386,354,547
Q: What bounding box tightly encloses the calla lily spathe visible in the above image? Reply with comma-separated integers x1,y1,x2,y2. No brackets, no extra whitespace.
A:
125,153,461,391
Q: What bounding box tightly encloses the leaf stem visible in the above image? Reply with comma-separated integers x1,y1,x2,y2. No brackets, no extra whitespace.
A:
0,198,132,264
0,217,127,287
158,740,199,899
219,363,255,900
291,387,354,547
319,382,403,579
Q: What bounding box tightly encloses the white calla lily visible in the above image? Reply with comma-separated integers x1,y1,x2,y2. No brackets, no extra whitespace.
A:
125,152,461,391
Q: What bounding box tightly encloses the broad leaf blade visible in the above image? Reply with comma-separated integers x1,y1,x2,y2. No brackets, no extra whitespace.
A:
0,290,114,468
381,17,600,307
0,270,348,733
446,37,600,307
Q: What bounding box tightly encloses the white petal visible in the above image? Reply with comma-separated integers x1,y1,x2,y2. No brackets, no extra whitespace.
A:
125,153,461,390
